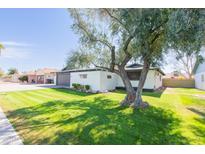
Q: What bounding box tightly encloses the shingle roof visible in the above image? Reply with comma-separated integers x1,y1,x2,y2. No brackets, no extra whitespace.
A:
126,63,143,68
60,63,165,75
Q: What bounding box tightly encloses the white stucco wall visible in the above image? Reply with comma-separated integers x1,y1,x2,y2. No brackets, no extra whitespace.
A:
195,62,205,90
154,70,163,89
116,70,162,90
99,71,117,91
195,72,205,90
70,71,101,91
196,62,205,74
70,71,118,92
70,69,163,91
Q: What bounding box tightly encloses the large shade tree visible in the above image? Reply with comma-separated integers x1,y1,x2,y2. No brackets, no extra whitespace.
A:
68,9,205,108
127,9,205,107
69,8,143,105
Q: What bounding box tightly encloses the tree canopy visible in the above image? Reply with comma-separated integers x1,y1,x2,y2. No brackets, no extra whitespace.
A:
68,8,205,108
64,49,94,70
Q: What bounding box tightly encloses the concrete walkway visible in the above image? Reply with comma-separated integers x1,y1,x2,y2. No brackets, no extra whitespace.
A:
0,107,23,145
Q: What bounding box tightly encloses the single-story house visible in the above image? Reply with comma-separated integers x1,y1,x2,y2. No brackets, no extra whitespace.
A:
25,68,58,84
193,61,205,90
56,64,165,92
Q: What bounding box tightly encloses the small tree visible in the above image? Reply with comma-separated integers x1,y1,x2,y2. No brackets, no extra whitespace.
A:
8,68,18,75
0,68,4,77
18,75,28,83
0,43,4,56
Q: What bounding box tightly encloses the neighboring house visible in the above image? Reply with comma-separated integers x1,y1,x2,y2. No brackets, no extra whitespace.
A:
0,73,22,83
11,73,22,82
193,61,205,90
56,64,165,92
26,68,58,84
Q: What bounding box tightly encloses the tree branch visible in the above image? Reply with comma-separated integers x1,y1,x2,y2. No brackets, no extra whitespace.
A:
149,18,169,34
91,62,120,75
120,27,139,67
103,8,131,34
73,9,113,50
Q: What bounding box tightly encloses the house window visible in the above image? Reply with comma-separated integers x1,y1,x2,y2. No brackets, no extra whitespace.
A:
79,74,87,79
127,71,141,80
159,75,162,81
107,75,112,79
202,74,204,82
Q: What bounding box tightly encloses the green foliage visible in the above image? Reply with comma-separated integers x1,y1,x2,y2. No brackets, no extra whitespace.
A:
18,75,28,82
85,85,90,90
167,9,205,53
72,83,80,89
0,68,4,77
72,83,91,91
64,49,94,70
8,68,18,75
69,9,205,67
0,43,5,55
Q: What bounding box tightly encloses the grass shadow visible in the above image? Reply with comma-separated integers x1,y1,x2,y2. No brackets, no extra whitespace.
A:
114,88,166,98
187,107,205,117
187,107,205,142
6,96,189,145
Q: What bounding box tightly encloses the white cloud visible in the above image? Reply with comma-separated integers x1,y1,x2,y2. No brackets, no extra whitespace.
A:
0,41,32,59
1,47,31,59
1,41,32,47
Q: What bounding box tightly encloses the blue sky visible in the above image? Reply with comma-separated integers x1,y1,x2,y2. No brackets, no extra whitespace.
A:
0,9,78,72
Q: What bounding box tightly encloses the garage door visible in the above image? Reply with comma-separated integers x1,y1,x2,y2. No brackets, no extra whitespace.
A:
56,72,70,86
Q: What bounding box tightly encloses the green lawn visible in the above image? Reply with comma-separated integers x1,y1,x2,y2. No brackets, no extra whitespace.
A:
0,88,204,144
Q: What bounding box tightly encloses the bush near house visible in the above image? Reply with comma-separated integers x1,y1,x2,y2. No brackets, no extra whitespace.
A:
18,75,28,83
85,85,90,91
72,83,91,92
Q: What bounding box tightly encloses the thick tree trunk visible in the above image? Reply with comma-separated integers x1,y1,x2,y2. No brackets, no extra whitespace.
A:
131,60,150,109
118,66,136,106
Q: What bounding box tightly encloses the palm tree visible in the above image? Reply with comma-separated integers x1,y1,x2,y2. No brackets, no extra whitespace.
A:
0,43,5,56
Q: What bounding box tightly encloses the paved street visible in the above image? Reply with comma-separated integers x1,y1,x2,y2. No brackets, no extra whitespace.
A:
0,83,61,92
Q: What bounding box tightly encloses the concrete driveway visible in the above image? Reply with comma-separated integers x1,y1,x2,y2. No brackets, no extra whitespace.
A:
0,83,61,92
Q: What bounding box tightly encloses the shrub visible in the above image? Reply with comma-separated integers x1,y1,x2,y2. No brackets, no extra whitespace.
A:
72,83,81,90
72,83,91,92
76,83,81,90
79,85,85,91
72,83,77,89
85,85,90,91
18,75,28,82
